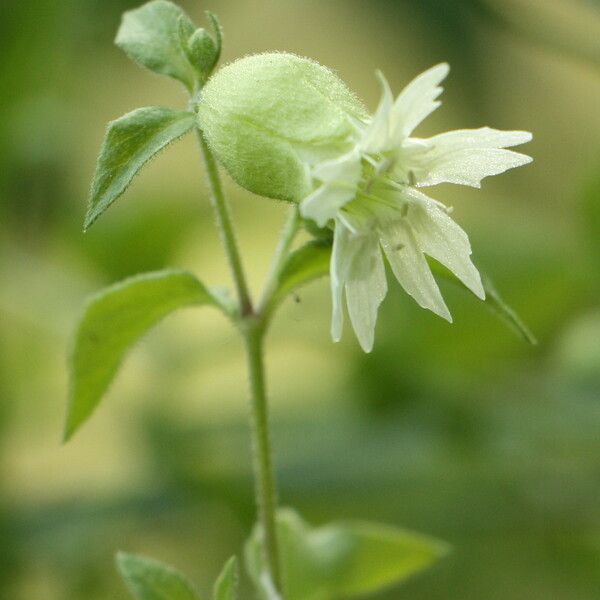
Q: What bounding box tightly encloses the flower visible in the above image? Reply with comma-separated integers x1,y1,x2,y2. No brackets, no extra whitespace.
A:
300,63,532,352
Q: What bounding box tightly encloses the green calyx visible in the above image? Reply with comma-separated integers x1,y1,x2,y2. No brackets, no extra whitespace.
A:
197,52,368,203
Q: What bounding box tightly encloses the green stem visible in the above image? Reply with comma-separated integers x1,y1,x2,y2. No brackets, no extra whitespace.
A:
243,320,283,593
258,206,301,314
196,128,253,316
196,128,283,594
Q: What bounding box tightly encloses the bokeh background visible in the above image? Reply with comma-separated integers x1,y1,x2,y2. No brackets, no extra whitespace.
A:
1,0,599,598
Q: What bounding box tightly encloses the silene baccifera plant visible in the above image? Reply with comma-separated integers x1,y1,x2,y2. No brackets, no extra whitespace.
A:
65,1,535,598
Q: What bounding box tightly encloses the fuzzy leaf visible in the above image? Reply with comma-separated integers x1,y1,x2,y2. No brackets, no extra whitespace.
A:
213,557,239,600
115,0,197,89
65,270,218,440
206,12,223,65
117,552,200,600
245,508,447,600
186,28,218,78
271,240,331,307
85,107,195,230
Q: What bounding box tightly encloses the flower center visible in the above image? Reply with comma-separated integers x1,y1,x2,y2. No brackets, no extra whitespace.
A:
340,152,410,232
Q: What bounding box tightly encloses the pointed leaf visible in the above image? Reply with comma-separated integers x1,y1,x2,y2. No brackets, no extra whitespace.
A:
65,270,219,440
205,12,223,66
186,28,218,79
85,107,195,230
117,552,200,600
479,271,537,344
213,557,238,600
245,508,447,600
275,240,535,343
428,258,537,344
115,0,197,89
271,240,331,308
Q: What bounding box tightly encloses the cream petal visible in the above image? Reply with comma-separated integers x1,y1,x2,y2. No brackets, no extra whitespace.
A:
301,185,356,228
330,222,356,342
345,235,388,352
426,127,532,150
410,127,533,187
381,220,452,321
404,188,484,299
301,151,362,227
391,63,450,140
361,71,394,153
312,148,362,182
416,147,532,188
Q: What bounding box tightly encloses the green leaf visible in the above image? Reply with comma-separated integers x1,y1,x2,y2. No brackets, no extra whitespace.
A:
186,28,218,79
245,508,448,600
205,11,223,67
85,107,195,230
117,552,200,600
115,0,197,89
428,259,537,344
65,270,218,441
271,239,535,343
479,271,538,345
213,557,238,600
271,240,331,308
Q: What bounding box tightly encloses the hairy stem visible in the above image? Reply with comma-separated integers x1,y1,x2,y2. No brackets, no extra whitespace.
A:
196,128,283,594
244,320,283,593
196,128,253,316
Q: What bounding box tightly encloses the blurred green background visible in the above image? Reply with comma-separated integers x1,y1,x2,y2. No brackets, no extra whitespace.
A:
1,0,599,598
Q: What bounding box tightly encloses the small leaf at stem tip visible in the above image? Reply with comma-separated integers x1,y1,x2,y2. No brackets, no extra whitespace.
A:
115,0,198,89
186,27,219,78
116,551,200,600
85,107,195,230
213,556,239,600
245,508,448,600
206,11,223,64
65,270,222,441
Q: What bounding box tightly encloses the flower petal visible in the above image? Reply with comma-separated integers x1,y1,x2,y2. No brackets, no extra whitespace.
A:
361,71,394,153
380,220,451,321
301,151,362,227
427,127,532,150
345,235,387,352
301,185,355,228
410,127,533,188
312,148,362,182
404,188,484,299
391,63,450,139
330,222,356,342
416,148,532,188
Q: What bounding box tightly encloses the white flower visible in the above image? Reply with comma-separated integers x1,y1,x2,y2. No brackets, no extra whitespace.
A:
300,63,532,352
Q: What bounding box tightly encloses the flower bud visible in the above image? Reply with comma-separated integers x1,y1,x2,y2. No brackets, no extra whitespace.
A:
197,53,367,202
185,28,218,77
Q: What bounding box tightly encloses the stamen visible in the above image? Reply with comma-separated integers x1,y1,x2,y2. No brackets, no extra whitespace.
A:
382,177,409,191
361,154,396,194
363,154,379,168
